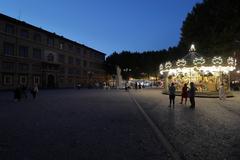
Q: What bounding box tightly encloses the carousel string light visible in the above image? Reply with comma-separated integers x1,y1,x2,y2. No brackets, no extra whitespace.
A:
212,56,223,65
176,59,187,67
227,57,235,66
159,64,163,71
159,64,164,75
165,61,172,70
193,57,205,65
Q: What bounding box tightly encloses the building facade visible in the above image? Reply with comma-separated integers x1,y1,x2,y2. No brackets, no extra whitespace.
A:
0,13,106,89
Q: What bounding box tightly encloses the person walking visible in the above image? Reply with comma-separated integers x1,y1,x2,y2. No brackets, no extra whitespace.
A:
188,82,197,108
14,85,22,102
22,85,28,99
135,82,138,90
168,83,176,108
219,83,226,100
180,83,188,104
31,84,39,99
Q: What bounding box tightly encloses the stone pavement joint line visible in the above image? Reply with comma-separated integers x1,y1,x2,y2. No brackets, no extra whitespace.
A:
129,92,183,160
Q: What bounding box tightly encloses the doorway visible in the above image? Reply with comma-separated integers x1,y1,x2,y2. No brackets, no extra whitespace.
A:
47,74,55,88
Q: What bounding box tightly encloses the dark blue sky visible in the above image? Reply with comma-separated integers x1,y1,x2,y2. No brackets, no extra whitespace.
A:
0,0,202,55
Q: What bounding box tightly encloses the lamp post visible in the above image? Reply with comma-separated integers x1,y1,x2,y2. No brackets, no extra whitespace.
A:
123,68,132,80
123,68,132,90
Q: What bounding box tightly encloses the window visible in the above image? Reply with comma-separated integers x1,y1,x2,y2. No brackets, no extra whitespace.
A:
47,37,54,46
33,33,41,42
58,54,65,63
18,64,29,72
76,69,81,74
76,47,81,54
3,42,14,56
2,62,14,71
83,60,88,67
32,48,42,59
68,56,74,64
68,68,74,75
3,75,13,85
5,24,15,34
59,67,65,74
20,29,29,38
76,58,81,65
68,44,73,51
33,76,40,85
19,75,27,85
47,53,54,62
19,46,29,57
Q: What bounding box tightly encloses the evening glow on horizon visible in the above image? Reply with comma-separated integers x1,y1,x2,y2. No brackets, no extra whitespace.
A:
0,0,202,55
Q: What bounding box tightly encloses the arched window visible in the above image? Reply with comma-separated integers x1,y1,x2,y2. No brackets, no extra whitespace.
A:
47,53,54,62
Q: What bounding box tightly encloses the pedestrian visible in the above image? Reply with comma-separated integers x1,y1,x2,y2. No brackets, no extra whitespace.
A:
22,85,28,99
135,82,138,89
138,83,141,89
180,83,188,104
188,82,197,108
125,81,128,91
168,83,176,108
14,85,22,102
31,84,39,99
219,83,226,100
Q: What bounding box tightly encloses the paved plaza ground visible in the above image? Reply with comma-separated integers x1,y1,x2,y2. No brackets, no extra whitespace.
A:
0,89,240,160
131,89,240,160
0,89,170,160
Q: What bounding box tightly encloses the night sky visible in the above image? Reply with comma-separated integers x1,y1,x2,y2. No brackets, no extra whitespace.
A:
0,0,202,55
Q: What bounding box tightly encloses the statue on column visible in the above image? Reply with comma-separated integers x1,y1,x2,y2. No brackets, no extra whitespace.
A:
116,66,123,88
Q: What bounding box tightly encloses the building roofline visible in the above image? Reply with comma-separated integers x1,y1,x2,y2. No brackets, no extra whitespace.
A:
0,13,106,56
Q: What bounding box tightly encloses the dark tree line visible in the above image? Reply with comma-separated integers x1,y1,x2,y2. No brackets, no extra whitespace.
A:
106,0,240,78
179,0,240,56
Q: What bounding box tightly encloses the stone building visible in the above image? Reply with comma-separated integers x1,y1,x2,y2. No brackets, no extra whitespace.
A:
0,13,105,89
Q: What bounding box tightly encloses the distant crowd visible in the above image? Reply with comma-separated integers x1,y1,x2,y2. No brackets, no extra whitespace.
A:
14,84,39,102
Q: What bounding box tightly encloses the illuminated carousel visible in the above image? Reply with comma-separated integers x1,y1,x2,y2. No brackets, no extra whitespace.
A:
159,44,237,97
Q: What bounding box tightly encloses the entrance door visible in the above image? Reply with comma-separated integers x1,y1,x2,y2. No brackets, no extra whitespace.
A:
47,74,55,88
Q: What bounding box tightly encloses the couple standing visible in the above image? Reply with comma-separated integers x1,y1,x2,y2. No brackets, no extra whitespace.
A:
168,82,197,108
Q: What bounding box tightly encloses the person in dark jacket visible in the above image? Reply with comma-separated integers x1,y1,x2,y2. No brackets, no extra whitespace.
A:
168,83,176,108
188,82,197,108
22,85,28,99
14,85,22,102
180,83,188,104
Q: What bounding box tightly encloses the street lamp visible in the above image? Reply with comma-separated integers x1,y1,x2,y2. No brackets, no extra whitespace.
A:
123,68,132,80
